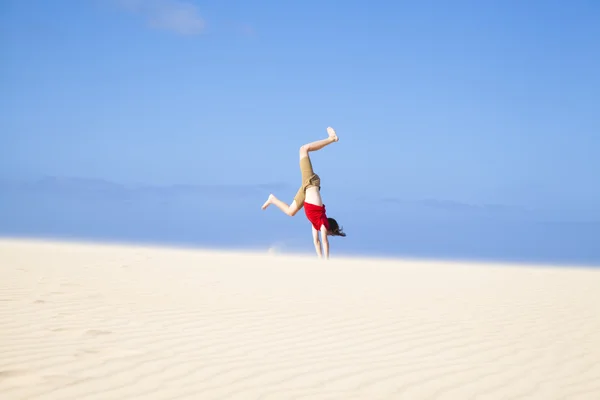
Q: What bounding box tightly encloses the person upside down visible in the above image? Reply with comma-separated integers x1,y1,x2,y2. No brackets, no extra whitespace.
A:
261,127,346,259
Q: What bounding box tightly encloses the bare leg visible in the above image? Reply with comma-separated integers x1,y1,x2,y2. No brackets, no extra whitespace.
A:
300,127,339,156
261,194,299,216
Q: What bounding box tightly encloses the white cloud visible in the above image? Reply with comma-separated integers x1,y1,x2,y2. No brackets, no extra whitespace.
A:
118,0,205,35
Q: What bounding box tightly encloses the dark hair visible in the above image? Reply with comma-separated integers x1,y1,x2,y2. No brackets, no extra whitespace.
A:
327,218,346,237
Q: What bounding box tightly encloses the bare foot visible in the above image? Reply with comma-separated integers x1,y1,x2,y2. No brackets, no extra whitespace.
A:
327,127,339,142
261,194,274,210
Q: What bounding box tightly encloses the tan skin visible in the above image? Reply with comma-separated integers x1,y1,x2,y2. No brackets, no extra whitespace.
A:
261,127,339,259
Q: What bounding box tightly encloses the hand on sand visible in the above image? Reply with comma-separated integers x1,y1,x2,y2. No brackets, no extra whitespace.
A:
261,194,274,210
327,127,339,142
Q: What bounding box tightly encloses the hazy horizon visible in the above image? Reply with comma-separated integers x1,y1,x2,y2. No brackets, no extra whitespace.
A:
2,175,599,266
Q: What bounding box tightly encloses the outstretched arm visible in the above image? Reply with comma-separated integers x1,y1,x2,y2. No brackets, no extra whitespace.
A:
320,225,330,259
312,226,323,258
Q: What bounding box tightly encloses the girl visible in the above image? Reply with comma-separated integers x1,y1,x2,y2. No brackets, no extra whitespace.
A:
261,127,346,259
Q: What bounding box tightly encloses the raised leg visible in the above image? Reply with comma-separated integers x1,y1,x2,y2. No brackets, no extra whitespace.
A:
299,127,339,159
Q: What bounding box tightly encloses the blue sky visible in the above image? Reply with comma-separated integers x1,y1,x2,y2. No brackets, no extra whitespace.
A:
2,0,599,213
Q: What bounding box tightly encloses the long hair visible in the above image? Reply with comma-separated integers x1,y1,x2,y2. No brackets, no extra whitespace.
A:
327,218,346,237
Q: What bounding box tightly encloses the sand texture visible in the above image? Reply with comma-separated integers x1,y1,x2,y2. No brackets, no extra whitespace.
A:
1,238,599,400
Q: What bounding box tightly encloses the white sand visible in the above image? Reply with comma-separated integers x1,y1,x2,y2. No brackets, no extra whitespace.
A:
1,238,599,400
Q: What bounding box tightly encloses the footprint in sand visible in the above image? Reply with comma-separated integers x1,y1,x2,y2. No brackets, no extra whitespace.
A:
0,370,25,381
0,369,41,385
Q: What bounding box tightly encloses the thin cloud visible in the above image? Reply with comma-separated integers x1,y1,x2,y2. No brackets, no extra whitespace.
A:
118,0,205,35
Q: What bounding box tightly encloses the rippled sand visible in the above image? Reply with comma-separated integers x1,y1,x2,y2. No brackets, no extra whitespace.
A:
1,238,599,400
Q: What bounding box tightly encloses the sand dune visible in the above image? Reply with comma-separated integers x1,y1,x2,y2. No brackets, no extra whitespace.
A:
1,238,599,400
